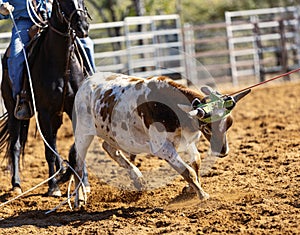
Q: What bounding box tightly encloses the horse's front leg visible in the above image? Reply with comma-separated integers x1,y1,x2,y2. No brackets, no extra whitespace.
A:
44,138,62,197
39,114,62,197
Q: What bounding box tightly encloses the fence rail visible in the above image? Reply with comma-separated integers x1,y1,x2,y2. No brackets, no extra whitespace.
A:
0,6,299,90
226,5,300,85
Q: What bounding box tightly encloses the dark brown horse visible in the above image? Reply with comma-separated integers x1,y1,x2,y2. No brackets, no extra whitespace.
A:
0,0,90,196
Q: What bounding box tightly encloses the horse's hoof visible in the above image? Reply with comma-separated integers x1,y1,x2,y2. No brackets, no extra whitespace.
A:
12,187,22,195
47,187,62,197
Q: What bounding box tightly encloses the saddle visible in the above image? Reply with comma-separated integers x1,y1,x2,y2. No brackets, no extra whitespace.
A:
13,25,89,120
13,26,45,119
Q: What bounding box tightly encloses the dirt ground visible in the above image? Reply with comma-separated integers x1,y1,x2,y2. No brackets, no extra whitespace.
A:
0,80,299,234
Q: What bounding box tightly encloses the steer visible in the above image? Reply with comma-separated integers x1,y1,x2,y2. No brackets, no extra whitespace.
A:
71,72,250,207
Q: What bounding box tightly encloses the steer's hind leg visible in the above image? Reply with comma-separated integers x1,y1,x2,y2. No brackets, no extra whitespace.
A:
102,141,144,190
74,135,94,208
152,140,209,200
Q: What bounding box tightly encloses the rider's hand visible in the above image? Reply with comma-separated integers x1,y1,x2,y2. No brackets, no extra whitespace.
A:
0,2,14,16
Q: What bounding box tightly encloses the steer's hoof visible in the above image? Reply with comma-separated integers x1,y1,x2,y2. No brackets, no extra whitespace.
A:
134,177,146,191
182,185,196,195
199,191,210,200
47,187,62,197
74,199,86,210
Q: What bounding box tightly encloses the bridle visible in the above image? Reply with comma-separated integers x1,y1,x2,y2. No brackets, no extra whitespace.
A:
48,0,88,37
46,0,89,116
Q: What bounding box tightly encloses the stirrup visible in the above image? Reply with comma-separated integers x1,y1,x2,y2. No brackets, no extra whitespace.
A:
14,94,33,120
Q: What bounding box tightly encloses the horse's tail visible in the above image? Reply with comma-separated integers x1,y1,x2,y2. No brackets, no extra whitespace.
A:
0,112,9,153
0,112,30,159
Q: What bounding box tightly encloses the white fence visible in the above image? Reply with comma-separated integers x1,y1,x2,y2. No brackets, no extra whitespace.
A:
225,6,300,85
90,14,186,82
0,8,300,96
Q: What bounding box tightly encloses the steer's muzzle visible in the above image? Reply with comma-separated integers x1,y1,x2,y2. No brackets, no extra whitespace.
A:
210,136,229,158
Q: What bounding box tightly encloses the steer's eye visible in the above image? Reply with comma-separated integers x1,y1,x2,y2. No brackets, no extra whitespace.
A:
202,126,211,135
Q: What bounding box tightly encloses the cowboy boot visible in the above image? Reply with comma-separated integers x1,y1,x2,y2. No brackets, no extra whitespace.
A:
14,91,33,120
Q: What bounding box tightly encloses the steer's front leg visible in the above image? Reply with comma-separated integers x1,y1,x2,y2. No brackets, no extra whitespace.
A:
188,143,202,180
152,140,209,200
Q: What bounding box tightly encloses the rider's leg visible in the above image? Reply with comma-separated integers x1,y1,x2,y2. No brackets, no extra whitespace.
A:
78,37,96,74
8,19,33,120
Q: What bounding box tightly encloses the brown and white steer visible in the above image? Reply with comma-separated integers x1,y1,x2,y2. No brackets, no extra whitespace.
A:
72,72,250,207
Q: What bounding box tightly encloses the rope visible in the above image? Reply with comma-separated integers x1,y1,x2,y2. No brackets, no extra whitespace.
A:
0,164,62,208
228,67,300,96
0,9,87,213
26,0,47,28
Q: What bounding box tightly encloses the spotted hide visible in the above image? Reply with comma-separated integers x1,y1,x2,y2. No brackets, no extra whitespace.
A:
72,72,250,207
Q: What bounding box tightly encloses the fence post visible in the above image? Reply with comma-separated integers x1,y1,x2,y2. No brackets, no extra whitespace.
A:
183,23,197,84
225,11,239,86
278,19,289,80
251,15,265,82
124,18,132,75
293,6,300,68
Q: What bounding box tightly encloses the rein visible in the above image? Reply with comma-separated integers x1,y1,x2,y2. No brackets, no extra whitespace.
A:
47,7,87,37
58,32,76,117
46,5,88,116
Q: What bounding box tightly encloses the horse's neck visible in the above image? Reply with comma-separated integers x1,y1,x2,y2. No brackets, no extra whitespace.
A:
44,31,70,61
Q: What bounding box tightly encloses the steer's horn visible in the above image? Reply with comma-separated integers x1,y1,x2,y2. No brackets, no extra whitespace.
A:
189,108,206,118
191,98,201,109
233,89,251,103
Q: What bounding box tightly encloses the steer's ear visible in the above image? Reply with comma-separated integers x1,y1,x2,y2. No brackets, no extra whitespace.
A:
177,103,192,113
233,89,251,103
200,86,214,95
201,86,221,96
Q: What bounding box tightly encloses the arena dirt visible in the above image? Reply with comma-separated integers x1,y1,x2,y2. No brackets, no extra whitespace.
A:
0,81,299,234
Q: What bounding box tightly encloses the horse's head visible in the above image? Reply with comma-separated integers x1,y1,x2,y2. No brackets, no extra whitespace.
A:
189,86,251,157
52,0,89,38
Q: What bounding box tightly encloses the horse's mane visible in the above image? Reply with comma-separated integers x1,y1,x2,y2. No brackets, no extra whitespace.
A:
27,30,47,63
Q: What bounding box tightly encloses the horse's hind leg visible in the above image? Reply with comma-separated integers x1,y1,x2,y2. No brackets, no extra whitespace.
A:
9,137,22,194
102,141,144,190
7,118,23,195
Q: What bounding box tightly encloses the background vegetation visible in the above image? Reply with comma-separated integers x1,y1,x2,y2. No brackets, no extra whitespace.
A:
87,0,298,24
0,0,298,31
